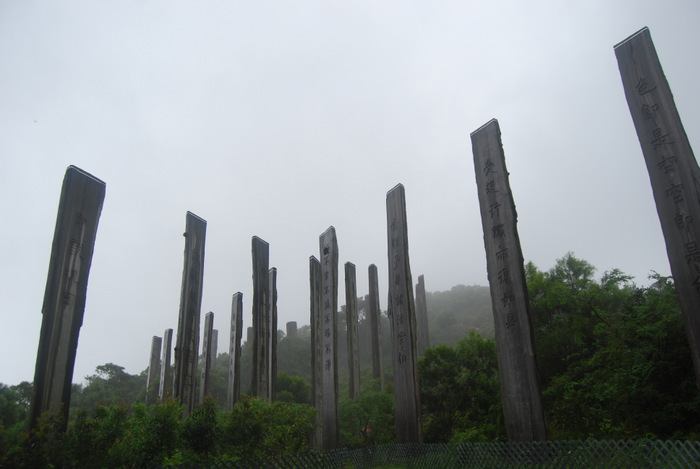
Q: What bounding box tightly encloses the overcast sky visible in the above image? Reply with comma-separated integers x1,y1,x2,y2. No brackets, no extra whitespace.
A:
1,1,699,385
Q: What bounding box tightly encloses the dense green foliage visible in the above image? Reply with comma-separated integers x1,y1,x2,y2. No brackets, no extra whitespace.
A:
419,253,700,442
2,253,699,464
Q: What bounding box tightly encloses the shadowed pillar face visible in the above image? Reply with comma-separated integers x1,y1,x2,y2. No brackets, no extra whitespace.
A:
199,312,214,404
30,165,105,430
173,211,207,416
228,293,243,409
159,329,173,401
368,264,384,390
251,236,270,398
386,183,421,443
309,256,323,449
146,336,162,404
616,28,700,389
471,119,546,441
345,262,360,400
319,227,339,450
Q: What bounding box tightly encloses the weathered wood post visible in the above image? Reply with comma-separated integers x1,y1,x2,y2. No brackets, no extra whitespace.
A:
211,329,218,360
199,312,214,404
368,264,384,390
159,328,173,401
173,212,207,415
146,336,162,404
615,27,700,388
415,275,430,356
247,327,253,345
286,321,298,338
319,227,339,449
228,292,243,409
251,236,270,398
471,119,546,441
309,256,323,449
345,262,360,399
386,184,421,443
268,267,278,401
30,166,105,430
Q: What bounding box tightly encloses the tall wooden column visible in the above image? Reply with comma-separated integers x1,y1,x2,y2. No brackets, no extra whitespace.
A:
368,264,384,390
228,292,243,409
159,328,173,401
199,312,214,403
616,27,700,387
386,184,421,443
415,275,430,356
309,256,323,448
471,119,546,441
211,329,218,360
345,262,360,399
319,227,339,449
251,236,270,398
268,267,278,401
146,336,162,404
30,166,105,429
173,212,207,415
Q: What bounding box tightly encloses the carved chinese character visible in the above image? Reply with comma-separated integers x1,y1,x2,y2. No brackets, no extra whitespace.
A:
675,213,693,230
651,127,674,150
635,77,657,96
501,291,515,308
489,202,501,219
665,183,684,203
486,180,498,194
685,241,700,265
496,246,508,262
657,156,677,174
497,267,511,286
492,224,505,239
325,359,331,371
641,103,660,120
398,353,407,365
324,328,331,338
483,159,495,176
505,312,516,329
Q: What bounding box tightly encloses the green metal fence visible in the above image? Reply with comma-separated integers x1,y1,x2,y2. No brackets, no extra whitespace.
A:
197,440,700,468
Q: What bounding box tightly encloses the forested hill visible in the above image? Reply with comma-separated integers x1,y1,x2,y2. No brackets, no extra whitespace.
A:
426,284,494,345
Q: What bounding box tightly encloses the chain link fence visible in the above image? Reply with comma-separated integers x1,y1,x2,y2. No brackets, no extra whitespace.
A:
194,440,700,468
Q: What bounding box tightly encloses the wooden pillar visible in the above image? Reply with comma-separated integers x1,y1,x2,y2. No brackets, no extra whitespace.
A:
211,329,218,360
368,264,384,390
146,336,162,404
268,267,278,401
199,312,214,404
615,27,700,387
30,166,105,430
228,292,243,409
319,227,339,449
251,236,270,398
415,275,430,356
386,184,421,443
159,328,173,401
345,262,360,399
309,256,323,449
173,212,207,415
286,321,298,338
246,327,253,345
471,119,546,441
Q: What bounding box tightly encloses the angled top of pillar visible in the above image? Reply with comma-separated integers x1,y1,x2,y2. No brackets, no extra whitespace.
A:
232,291,243,299
387,183,405,196
186,211,207,224
320,226,336,237
470,118,499,137
269,267,277,273
345,261,355,269
252,235,269,246
66,165,106,188
418,274,424,282
369,263,377,270
614,26,650,49
309,255,319,262
205,311,214,319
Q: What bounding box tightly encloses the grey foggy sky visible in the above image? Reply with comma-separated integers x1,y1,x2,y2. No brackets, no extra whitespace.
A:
1,1,699,385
